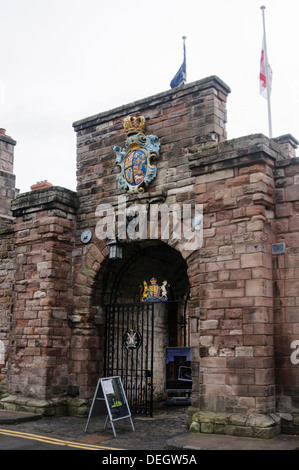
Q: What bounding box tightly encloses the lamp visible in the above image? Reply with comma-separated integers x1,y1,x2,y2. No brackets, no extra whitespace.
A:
107,237,123,260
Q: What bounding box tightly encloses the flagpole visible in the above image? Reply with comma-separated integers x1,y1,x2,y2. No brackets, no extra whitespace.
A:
182,36,187,84
261,6,273,138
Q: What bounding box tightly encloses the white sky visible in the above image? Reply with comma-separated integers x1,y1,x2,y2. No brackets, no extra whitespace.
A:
0,0,298,194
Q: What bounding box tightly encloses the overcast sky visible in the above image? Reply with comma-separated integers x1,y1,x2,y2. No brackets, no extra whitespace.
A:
1,0,298,194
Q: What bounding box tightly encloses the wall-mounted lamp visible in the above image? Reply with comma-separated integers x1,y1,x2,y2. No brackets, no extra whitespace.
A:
107,237,123,260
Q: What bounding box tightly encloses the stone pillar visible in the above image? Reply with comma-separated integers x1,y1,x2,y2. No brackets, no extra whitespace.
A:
272,152,299,433
4,186,78,414
153,302,168,400
188,135,283,438
0,129,17,227
0,129,16,374
0,227,15,373
273,134,298,160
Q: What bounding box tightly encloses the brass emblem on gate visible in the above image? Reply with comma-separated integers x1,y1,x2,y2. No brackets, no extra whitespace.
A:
123,329,142,350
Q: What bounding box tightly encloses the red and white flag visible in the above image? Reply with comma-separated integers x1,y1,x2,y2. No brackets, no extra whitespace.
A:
260,34,272,99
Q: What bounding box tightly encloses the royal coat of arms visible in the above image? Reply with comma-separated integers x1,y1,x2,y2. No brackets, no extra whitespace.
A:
113,115,160,194
140,278,168,302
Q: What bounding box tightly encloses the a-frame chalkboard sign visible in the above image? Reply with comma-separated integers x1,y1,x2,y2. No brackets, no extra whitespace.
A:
85,376,135,437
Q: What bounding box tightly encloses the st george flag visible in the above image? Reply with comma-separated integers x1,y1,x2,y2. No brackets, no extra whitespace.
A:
260,33,272,99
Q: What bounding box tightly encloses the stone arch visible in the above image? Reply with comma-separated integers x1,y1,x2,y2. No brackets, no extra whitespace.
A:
69,237,201,400
93,241,190,305
72,236,200,318
71,240,109,325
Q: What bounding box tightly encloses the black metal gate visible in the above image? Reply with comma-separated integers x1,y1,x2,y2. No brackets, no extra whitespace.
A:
104,303,154,416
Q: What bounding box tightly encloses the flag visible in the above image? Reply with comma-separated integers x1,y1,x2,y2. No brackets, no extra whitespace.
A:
170,38,186,88
260,33,272,99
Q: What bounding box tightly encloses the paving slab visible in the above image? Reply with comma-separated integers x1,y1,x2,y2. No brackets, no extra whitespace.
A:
1,406,299,451
0,410,42,424
167,431,299,451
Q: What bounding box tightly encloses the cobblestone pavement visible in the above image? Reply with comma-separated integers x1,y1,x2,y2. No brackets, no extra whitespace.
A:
0,404,190,450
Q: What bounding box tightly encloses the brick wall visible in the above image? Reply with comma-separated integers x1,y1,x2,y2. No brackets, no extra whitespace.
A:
72,76,230,300
0,226,15,372
272,154,299,415
0,131,16,374
2,76,298,428
73,75,229,220
73,80,299,422
71,77,230,400
0,131,17,227
189,135,282,415
8,187,78,399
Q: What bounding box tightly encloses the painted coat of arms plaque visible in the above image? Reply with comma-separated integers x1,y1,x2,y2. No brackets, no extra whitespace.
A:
140,278,168,302
113,115,160,194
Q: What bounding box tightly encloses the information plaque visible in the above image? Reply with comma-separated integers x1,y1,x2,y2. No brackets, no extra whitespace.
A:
165,347,192,392
85,376,135,437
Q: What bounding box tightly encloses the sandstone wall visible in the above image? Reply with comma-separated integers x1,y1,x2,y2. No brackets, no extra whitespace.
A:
272,154,299,417
7,187,78,400
2,77,298,430
0,226,15,372
0,131,17,374
0,132,17,227
70,76,230,400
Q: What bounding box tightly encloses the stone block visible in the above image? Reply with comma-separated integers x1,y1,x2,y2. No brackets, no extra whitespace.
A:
196,169,234,185
286,185,299,201
201,422,214,433
228,414,246,426
200,319,218,330
225,425,253,437
189,421,200,433
213,424,226,434
235,347,254,357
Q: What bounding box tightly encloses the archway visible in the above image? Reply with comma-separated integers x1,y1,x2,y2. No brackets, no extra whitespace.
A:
92,241,191,415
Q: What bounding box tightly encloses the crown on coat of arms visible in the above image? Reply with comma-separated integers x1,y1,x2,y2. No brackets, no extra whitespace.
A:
123,115,146,136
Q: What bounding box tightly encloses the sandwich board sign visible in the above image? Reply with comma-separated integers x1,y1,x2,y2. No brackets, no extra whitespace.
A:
85,376,135,437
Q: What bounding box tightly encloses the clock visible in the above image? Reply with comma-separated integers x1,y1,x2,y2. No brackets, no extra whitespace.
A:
81,229,92,244
192,214,203,231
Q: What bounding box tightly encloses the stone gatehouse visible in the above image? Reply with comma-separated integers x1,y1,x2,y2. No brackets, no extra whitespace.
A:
0,76,299,438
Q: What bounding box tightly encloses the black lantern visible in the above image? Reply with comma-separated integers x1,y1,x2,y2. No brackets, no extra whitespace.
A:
107,237,123,260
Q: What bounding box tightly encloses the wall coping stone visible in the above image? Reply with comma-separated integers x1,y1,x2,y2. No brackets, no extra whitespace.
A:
0,221,14,235
273,134,299,147
188,133,291,176
0,134,17,146
11,186,79,217
275,156,299,169
0,169,16,179
72,76,231,132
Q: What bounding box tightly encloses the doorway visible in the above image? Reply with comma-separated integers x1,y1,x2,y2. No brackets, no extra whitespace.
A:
95,242,190,416
104,302,155,416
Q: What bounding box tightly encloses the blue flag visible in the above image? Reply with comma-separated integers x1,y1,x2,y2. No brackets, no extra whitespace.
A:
170,38,186,88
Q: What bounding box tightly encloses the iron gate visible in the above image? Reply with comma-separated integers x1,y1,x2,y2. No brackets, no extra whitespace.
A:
104,303,155,416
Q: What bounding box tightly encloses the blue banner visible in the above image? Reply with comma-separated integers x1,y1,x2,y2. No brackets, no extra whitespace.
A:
170,40,186,88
